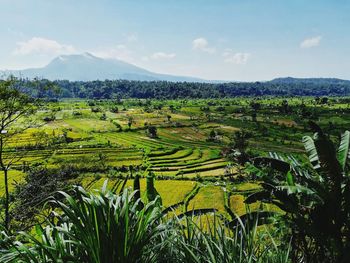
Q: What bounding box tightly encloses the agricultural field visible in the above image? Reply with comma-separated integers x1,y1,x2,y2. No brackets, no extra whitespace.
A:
2,96,350,220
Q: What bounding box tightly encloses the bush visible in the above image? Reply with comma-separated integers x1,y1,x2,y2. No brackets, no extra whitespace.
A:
11,165,78,229
72,111,82,116
110,106,119,113
91,107,101,113
100,113,107,120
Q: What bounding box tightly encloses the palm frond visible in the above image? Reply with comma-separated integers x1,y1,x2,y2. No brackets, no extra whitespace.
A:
302,136,321,170
337,130,350,172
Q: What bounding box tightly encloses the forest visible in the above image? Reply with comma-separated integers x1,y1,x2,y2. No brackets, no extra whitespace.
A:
11,77,350,99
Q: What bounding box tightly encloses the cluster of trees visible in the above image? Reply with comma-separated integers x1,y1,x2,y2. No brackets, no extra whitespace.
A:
9,78,350,99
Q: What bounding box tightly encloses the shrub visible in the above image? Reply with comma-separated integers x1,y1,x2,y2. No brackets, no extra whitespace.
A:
110,106,119,113
72,111,82,116
100,113,107,120
91,107,101,113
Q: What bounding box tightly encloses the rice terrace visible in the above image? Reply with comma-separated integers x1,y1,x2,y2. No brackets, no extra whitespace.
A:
1,1,350,262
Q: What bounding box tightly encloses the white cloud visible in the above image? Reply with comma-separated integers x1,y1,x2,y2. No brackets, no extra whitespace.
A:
222,49,251,64
150,52,176,60
92,44,133,62
13,37,75,55
300,36,322,48
192,37,215,53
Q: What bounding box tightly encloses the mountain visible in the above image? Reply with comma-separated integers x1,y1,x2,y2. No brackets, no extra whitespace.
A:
270,77,350,85
2,53,205,82
3,56,349,84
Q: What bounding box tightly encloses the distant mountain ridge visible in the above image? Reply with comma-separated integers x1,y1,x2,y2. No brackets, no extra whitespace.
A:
1,53,205,82
270,77,350,85
1,54,349,84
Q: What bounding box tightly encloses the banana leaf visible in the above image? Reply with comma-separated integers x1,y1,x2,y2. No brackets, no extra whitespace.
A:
337,130,350,172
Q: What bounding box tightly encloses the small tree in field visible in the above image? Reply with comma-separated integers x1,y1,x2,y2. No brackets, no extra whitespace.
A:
146,171,161,205
127,116,134,130
0,77,37,229
207,129,217,142
222,130,252,166
147,125,158,138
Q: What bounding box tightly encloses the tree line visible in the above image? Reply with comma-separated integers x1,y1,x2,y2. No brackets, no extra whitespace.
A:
8,78,350,99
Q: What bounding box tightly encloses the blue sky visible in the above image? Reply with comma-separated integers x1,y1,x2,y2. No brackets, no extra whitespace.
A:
1,0,349,81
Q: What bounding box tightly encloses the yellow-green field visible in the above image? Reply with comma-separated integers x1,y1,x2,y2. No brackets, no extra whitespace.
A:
3,97,347,222
0,170,25,193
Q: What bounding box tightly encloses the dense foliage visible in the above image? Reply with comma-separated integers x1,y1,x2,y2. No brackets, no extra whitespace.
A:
0,184,290,263
10,78,350,99
246,123,350,262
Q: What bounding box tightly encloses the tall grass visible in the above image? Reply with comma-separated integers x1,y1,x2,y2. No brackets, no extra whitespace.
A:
0,183,290,262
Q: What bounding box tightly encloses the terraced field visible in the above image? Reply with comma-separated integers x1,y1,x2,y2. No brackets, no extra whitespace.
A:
2,101,308,190
82,178,197,208
187,185,225,212
150,149,229,178
79,177,268,219
4,128,229,179
4,98,324,222
0,170,25,193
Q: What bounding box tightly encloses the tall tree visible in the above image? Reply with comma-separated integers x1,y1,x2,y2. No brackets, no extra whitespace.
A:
0,77,37,229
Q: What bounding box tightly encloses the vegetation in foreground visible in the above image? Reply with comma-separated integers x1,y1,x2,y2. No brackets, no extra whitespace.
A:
0,184,290,263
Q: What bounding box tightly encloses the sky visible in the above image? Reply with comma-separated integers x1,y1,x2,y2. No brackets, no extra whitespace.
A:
0,0,349,81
